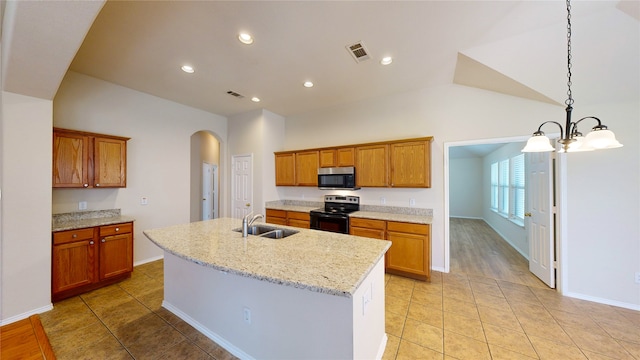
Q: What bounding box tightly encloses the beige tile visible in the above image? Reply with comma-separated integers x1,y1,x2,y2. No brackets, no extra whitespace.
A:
124,324,186,359
159,339,212,360
443,312,485,341
387,293,411,315
387,281,414,301
402,318,444,352
80,285,134,313
595,317,640,344
98,299,153,330
171,318,202,340
474,291,511,310
483,323,537,358
470,280,504,298
488,344,539,360
192,333,236,359
467,275,499,286
56,334,133,360
396,340,443,360
407,301,443,328
528,335,588,360
443,297,479,319
111,312,168,346
582,350,631,360
618,339,640,359
382,334,401,360
518,316,574,346
411,288,443,307
477,305,523,332
563,325,635,359
549,308,599,330
510,302,554,323
443,331,491,360
135,287,164,311
46,320,111,357
386,309,406,337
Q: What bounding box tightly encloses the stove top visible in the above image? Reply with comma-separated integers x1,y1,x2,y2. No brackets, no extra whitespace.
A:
311,195,360,215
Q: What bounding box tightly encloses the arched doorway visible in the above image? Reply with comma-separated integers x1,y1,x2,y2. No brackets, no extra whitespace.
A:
190,131,221,222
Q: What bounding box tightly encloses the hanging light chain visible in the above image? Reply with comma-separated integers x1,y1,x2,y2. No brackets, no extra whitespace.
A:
565,0,574,106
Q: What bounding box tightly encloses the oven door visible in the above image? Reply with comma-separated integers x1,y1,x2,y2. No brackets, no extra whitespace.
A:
310,212,349,234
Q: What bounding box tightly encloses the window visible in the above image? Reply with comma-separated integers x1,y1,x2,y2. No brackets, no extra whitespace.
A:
491,154,525,226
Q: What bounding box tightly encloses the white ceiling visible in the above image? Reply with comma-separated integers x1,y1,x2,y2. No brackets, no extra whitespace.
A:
3,1,639,118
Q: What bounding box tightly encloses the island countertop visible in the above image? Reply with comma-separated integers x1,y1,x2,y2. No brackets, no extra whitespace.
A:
143,218,390,298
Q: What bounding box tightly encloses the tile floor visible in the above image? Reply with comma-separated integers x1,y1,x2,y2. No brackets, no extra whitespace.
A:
40,260,640,360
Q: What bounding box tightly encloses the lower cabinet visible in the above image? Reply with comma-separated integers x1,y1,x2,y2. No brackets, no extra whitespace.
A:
350,217,430,281
266,209,310,228
52,222,133,301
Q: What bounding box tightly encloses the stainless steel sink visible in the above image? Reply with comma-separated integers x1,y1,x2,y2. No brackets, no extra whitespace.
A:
232,225,298,238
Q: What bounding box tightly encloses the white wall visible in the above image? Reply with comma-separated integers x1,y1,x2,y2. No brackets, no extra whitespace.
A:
1,91,53,323
52,71,228,264
482,142,528,257
190,131,220,222
449,156,483,218
281,85,640,309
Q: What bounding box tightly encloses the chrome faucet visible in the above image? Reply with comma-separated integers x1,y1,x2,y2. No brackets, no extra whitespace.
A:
242,213,264,237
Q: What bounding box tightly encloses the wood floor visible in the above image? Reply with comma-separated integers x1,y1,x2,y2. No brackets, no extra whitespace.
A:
450,217,548,288
0,315,56,360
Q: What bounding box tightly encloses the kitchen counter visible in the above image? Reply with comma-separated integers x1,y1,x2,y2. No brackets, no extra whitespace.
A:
265,199,433,224
52,209,135,232
145,217,389,359
143,217,390,298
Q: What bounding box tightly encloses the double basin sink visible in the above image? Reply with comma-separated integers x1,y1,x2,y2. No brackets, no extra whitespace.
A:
233,224,299,239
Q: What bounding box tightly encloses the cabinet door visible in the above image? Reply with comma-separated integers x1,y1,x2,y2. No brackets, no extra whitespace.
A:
336,147,355,167
52,239,97,293
356,144,388,187
275,153,296,186
390,140,431,188
94,137,127,188
287,211,310,228
99,233,133,280
53,131,89,188
295,151,319,186
319,149,337,168
350,227,386,239
386,222,430,281
266,209,287,225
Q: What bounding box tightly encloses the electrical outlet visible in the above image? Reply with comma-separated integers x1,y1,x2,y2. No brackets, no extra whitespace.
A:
635,272,640,284
78,201,87,210
243,307,251,324
410,198,416,207
140,197,148,205
380,197,386,205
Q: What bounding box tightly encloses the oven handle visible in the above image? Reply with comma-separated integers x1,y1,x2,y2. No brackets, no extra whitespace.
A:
311,213,349,220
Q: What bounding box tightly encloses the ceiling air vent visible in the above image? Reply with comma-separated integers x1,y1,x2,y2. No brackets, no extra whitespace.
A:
346,42,370,63
226,90,245,99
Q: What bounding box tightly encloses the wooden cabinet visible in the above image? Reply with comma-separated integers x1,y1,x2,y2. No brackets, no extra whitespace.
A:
266,209,288,225
287,211,310,228
386,221,430,281
266,209,310,228
275,137,432,188
350,217,431,281
295,151,319,186
52,222,134,301
355,144,389,187
53,128,129,188
319,147,355,167
275,152,296,186
390,140,431,188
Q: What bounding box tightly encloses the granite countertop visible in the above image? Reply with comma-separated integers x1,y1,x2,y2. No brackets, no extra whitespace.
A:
143,218,391,298
52,209,135,232
265,200,433,224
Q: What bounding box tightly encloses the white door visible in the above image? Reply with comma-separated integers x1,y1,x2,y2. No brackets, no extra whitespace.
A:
202,163,217,220
527,152,555,288
231,155,253,219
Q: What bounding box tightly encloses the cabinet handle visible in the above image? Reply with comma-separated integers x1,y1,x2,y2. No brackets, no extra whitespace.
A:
95,183,100,187
72,234,77,238
83,183,89,188
101,238,106,243
115,227,119,232
89,241,94,245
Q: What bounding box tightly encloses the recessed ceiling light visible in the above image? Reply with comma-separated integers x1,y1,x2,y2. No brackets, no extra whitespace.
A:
238,33,254,45
251,97,260,102
181,65,195,73
380,57,393,65
303,81,314,88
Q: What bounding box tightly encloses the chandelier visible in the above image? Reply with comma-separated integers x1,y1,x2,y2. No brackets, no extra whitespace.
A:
522,0,623,153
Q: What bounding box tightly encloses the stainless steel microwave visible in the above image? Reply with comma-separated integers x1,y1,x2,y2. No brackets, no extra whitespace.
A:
317,167,360,190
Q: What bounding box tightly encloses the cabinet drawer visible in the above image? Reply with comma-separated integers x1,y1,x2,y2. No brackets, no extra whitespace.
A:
350,217,386,230
100,223,133,236
53,228,95,245
350,227,385,240
287,211,310,221
387,221,429,235
266,209,286,218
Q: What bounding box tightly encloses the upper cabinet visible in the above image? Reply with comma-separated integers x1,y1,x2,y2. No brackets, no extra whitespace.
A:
53,128,130,188
276,137,432,189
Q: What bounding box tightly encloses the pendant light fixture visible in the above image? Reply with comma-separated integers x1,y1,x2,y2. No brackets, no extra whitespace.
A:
522,0,623,153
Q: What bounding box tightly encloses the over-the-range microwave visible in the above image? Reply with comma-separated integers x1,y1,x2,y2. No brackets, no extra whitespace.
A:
317,166,360,190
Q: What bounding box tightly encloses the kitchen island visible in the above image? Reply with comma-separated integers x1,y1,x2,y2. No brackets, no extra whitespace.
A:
143,217,391,360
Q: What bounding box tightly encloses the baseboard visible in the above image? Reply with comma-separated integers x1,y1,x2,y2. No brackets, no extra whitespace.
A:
376,334,388,360
134,254,164,267
564,291,640,311
162,301,254,360
450,216,483,220
0,304,53,326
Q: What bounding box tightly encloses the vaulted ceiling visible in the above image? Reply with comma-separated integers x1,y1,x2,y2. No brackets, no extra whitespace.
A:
3,1,639,118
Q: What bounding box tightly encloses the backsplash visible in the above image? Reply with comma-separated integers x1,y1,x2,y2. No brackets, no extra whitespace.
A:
265,200,433,217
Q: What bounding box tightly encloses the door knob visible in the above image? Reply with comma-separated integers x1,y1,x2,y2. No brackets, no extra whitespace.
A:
246,203,250,207
524,212,532,217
